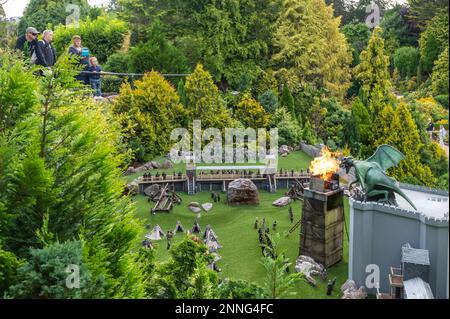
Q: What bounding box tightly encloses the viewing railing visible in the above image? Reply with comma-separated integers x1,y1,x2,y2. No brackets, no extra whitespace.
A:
79,70,189,89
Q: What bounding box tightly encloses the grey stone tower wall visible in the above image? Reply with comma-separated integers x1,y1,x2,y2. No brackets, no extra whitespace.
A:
349,199,449,299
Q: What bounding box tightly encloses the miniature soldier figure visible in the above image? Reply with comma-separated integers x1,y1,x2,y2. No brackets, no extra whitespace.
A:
282,254,290,273
166,230,174,250
272,220,277,231
254,217,259,229
289,206,294,223
217,193,221,203
258,228,265,256
327,277,337,296
262,217,266,230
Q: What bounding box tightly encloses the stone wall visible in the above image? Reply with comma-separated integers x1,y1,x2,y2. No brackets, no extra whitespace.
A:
349,199,449,298
299,142,323,158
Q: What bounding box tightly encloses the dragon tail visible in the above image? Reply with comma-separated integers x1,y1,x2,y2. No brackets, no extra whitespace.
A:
395,186,418,211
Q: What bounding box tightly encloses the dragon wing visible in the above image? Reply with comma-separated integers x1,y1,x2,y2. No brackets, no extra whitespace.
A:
367,145,406,173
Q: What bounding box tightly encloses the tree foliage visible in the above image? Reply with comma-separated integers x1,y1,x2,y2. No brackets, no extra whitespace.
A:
18,0,91,35
112,71,186,160
272,0,352,99
127,20,190,75
419,10,449,74
0,53,146,298
407,0,449,30
53,16,128,64
431,46,449,96
393,47,420,78
235,93,269,129
270,107,302,146
355,27,392,115
184,64,234,129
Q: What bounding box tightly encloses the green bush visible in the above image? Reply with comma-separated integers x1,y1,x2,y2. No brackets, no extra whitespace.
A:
53,16,128,64
258,90,279,115
104,52,131,73
18,0,91,34
393,47,419,78
434,95,449,109
102,75,125,94
125,20,189,76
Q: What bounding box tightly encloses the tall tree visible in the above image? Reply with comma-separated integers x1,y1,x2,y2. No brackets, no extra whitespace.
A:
112,70,187,160
431,46,449,96
118,0,282,89
18,0,91,34
272,0,352,99
355,27,391,116
0,54,146,297
380,5,419,55
235,92,270,129
407,0,449,30
273,0,351,97
184,64,234,129
419,10,449,75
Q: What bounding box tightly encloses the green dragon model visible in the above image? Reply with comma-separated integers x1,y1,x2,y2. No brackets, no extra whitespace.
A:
341,144,417,210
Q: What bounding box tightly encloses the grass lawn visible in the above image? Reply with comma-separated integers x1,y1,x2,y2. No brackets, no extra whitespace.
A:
129,151,350,299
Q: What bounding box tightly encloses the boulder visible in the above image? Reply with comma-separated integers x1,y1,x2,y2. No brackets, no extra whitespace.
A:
227,179,259,205
151,161,161,169
188,202,202,213
124,167,136,176
144,184,161,200
295,255,327,286
162,159,173,169
341,279,368,299
189,206,202,213
124,180,139,196
279,145,290,156
272,197,292,207
143,162,154,170
134,166,147,173
202,203,213,212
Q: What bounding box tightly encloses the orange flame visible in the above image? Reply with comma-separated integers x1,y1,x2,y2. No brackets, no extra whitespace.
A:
309,147,340,181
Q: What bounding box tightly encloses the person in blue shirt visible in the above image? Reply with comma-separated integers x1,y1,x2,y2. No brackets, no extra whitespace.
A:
87,57,102,97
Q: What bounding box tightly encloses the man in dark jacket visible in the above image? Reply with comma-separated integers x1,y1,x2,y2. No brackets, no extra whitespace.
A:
14,27,39,58
35,30,57,67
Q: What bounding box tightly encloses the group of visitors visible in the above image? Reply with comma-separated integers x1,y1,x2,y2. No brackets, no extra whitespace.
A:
15,27,56,67
14,27,102,97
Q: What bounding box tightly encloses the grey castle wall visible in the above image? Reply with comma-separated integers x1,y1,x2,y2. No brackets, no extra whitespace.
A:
349,198,449,299
299,143,323,158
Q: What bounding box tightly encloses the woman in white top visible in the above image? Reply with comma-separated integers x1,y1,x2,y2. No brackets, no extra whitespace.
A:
439,125,447,146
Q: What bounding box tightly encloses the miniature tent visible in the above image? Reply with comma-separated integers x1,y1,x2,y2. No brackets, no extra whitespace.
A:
204,228,222,253
146,225,166,240
191,221,202,233
174,221,185,233
203,224,218,240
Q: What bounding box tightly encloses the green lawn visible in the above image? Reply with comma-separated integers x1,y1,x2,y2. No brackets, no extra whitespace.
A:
129,151,350,299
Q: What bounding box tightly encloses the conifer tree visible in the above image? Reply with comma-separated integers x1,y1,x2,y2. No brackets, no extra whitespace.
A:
355,27,391,117
389,103,436,186
236,93,270,129
280,85,296,120
272,0,352,99
431,46,449,96
184,64,233,129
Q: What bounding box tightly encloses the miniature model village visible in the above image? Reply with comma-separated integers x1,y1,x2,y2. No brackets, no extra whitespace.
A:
124,144,449,299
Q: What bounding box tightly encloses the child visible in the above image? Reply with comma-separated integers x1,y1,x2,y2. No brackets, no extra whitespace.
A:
87,57,102,97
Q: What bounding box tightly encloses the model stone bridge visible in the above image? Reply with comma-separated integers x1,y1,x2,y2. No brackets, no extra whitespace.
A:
138,165,311,195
